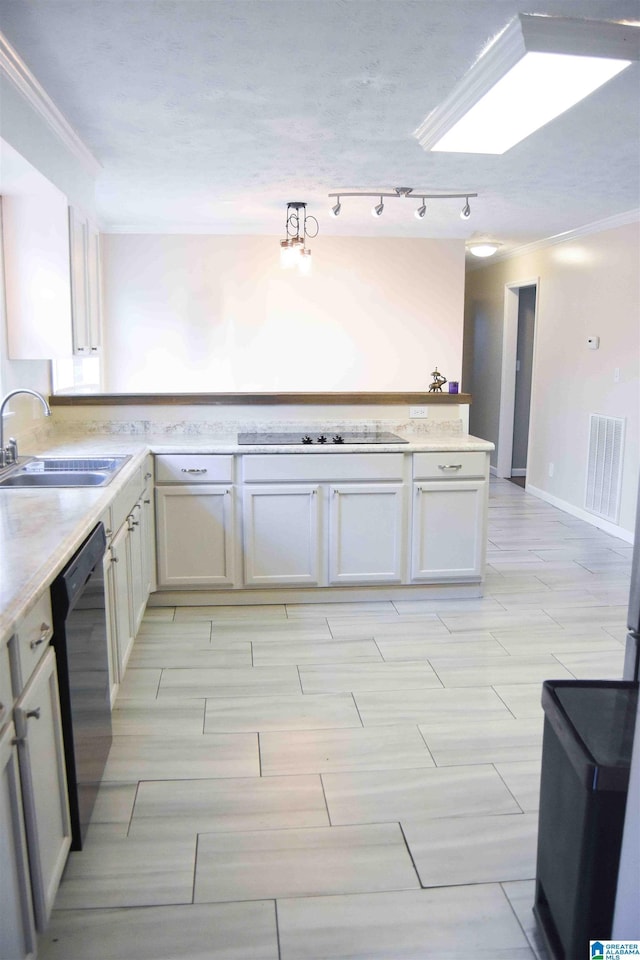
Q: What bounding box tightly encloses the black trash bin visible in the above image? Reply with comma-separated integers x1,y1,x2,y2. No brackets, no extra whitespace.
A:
534,680,638,960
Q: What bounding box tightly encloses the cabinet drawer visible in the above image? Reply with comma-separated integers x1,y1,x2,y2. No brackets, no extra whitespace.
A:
13,593,53,690
243,453,405,482
413,452,488,480
155,455,234,484
111,466,144,531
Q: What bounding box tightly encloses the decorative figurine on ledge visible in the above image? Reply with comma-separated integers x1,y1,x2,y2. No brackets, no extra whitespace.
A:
428,367,447,392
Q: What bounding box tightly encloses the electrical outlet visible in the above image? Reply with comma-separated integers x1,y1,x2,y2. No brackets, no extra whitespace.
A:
410,406,428,418
548,462,554,478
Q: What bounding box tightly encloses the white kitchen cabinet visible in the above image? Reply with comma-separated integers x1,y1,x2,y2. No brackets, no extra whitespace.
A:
0,722,37,960
104,461,154,688
68,206,101,356
156,485,235,587
108,521,136,679
243,484,320,586
411,479,487,580
140,473,156,602
13,647,71,930
328,483,404,584
1,138,73,359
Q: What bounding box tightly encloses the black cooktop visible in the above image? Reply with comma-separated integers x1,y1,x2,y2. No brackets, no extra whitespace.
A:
238,431,408,446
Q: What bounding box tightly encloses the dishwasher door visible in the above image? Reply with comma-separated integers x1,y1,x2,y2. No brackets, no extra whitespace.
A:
51,523,112,849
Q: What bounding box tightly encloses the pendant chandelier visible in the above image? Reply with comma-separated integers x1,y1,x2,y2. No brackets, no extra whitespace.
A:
280,202,318,275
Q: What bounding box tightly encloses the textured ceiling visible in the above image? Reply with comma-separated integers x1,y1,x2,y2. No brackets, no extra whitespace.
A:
1,0,639,254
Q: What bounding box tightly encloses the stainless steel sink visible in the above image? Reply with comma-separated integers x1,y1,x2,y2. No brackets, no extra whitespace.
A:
0,455,131,488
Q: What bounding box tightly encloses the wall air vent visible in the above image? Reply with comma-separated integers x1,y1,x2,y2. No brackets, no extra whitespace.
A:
585,415,625,523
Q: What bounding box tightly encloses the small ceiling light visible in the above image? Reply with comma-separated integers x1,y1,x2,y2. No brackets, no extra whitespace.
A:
372,196,384,217
414,14,639,155
415,199,427,219
280,202,318,274
330,197,342,217
468,241,501,258
460,197,471,220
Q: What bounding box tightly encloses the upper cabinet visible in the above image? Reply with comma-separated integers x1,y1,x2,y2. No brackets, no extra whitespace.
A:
68,206,101,355
0,138,73,359
0,139,102,360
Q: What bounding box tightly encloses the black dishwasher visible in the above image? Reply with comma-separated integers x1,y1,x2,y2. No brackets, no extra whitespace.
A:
51,523,112,850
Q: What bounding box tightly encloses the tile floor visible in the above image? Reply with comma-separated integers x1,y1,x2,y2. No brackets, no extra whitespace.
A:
38,478,631,960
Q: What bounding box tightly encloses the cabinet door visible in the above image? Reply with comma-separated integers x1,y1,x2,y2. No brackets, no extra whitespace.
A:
329,483,404,584
140,485,156,598
156,485,234,587
86,221,102,352
127,503,146,635
68,206,89,354
110,523,135,678
68,206,101,356
243,484,320,586
0,723,37,960
411,480,487,580
1,138,73,359
14,647,71,930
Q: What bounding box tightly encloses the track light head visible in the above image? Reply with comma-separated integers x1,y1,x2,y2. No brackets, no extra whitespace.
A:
460,197,471,220
331,198,341,217
372,197,384,217
415,200,427,220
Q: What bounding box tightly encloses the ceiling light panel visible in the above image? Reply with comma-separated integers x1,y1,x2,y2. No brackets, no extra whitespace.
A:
414,14,639,155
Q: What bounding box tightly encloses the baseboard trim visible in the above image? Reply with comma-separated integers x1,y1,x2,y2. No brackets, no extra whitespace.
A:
525,483,634,543
147,582,484,606
511,468,527,477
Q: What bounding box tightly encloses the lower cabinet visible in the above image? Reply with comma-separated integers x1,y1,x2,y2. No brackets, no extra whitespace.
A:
13,647,71,931
242,482,405,587
411,479,487,580
156,485,235,587
106,521,136,681
105,460,155,690
328,483,404,584
0,722,37,960
243,484,320,586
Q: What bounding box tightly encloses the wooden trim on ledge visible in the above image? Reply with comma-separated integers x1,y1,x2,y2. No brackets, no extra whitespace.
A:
49,392,472,407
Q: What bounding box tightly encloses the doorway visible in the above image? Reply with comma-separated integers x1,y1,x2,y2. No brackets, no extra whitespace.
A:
496,280,538,482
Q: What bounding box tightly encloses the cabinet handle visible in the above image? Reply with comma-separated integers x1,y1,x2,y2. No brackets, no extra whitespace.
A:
111,553,119,563
105,527,113,536
438,464,463,471
30,623,50,649
145,472,152,480
181,468,207,474
26,707,41,720
143,498,151,505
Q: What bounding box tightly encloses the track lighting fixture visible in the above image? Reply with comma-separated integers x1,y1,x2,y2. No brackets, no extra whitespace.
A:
280,202,318,274
328,187,477,222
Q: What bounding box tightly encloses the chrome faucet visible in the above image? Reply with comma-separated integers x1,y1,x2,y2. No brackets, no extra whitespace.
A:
0,389,52,468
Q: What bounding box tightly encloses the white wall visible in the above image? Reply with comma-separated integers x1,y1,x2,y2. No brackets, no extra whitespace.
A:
102,234,465,393
464,221,640,536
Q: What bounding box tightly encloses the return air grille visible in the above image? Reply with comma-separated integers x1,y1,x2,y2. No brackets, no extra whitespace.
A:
585,415,624,522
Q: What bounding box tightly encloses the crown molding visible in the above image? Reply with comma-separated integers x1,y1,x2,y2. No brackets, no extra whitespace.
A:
0,30,101,175
466,208,640,270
